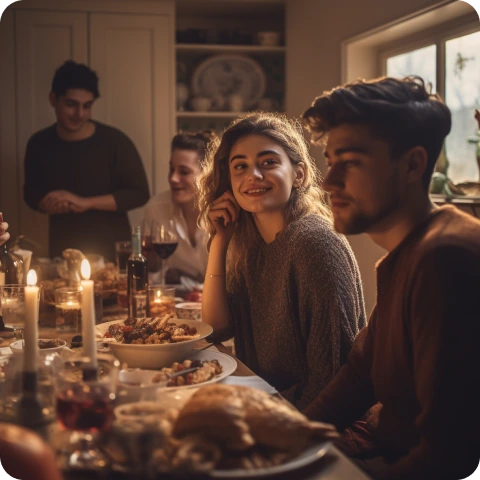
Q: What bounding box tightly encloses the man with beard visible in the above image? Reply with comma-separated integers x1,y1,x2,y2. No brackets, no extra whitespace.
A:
23,60,150,260
301,76,480,479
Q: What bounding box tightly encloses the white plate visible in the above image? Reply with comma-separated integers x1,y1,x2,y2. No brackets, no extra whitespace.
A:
191,54,266,109
210,441,331,478
119,350,236,392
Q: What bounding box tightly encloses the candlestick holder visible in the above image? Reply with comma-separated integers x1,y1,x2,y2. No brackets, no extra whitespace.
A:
0,353,57,436
17,371,49,431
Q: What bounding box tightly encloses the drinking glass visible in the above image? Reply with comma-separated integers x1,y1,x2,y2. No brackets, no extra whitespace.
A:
141,222,154,258
115,241,131,275
151,220,179,285
0,285,36,339
55,354,120,470
0,352,59,425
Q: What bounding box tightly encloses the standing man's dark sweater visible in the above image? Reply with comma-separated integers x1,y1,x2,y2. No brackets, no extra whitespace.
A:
304,206,480,479
24,121,149,260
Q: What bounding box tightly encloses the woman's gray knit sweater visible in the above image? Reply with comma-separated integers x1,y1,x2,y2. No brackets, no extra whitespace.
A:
227,215,366,409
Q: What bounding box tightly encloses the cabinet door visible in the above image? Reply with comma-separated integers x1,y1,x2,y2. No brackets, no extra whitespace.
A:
90,13,175,228
16,10,88,257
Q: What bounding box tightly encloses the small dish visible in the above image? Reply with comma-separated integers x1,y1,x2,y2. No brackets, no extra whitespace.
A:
10,338,67,356
175,302,202,321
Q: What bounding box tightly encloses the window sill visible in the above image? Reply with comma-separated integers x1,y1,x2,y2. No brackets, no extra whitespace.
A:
430,194,480,205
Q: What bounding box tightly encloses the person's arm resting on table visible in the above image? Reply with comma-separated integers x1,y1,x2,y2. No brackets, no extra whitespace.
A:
359,245,480,480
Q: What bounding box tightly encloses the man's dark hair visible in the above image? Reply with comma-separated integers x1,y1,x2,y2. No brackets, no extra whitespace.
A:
171,130,216,164
51,60,100,99
302,76,452,190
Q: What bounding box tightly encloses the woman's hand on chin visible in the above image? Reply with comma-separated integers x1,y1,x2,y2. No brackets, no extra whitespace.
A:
208,191,240,245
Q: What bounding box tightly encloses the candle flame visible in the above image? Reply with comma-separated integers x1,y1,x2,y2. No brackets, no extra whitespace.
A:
81,259,91,280
156,290,162,299
27,269,37,286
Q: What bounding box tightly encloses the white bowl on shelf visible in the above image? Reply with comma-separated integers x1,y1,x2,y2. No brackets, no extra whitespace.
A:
95,318,212,369
190,96,212,112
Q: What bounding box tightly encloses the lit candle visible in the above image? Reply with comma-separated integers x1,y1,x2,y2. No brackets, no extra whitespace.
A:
24,270,39,372
81,259,97,368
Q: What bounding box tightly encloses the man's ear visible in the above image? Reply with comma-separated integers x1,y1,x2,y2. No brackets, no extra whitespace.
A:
293,161,306,188
404,146,428,184
48,92,57,107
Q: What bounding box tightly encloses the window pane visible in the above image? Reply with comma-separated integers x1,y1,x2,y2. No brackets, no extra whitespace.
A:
445,31,480,184
386,45,437,91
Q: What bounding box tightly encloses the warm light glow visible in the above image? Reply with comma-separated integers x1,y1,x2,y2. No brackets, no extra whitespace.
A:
26,269,37,286
156,290,162,299
81,259,91,280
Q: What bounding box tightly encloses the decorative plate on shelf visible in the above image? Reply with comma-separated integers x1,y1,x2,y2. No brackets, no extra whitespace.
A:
191,54,266,109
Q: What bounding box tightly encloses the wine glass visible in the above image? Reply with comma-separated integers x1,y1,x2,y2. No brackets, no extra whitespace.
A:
55,354,119,470
151,220,179,285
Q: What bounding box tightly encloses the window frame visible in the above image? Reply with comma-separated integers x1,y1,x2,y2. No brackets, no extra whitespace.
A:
378,16,480,100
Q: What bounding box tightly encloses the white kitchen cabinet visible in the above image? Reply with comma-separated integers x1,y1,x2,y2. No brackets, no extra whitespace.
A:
90,13,175,228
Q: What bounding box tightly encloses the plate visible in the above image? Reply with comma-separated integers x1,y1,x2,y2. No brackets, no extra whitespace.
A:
119,350,237,394
210,441,331,478
191,54,266,109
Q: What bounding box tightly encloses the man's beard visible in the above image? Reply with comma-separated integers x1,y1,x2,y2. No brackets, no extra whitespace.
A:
334,195,401,235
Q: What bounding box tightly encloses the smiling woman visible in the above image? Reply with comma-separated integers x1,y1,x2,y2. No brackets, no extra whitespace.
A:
142,130,216,288
197,112,367,409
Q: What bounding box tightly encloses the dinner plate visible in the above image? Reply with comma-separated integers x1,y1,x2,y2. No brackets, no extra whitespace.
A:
116,350,237,403
191,54,266,109
210,441,331,478
120,350,236,390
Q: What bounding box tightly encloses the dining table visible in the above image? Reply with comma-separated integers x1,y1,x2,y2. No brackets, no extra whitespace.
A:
0,304,372,480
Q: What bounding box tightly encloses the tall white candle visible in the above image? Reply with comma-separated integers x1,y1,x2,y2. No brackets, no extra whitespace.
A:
80,259,97,368
24,270,39,372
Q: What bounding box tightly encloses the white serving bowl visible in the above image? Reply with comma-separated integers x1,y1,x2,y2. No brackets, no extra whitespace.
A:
175,302,202,321
96,318,212,369
10,338,67,356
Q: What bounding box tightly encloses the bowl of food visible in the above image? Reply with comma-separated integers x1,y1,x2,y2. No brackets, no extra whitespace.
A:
175,302,202,321
10,338,67,356
96,316,212,369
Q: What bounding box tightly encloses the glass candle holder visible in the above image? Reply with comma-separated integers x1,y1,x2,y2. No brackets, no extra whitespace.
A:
148,285,175,317
55,287,82,333
0,285,35,339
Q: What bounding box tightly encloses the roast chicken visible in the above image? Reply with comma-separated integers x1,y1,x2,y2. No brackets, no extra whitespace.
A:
172,384,338,455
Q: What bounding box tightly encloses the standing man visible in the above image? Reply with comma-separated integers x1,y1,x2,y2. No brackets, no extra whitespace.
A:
302,76,480,479
23,60,150,261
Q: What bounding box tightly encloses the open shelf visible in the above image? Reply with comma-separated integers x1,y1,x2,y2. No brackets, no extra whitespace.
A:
176,44,285,54
176,111,250,118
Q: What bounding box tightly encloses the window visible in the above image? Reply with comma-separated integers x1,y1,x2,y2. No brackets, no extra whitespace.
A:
384,27,480,184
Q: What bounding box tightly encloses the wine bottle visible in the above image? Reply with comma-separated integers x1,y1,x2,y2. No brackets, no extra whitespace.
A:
0,212,24,285
127,226,148,319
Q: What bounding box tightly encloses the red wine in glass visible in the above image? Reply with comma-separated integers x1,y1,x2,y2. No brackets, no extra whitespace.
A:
152,242,178,260
141,235,153,257
57,384,114,432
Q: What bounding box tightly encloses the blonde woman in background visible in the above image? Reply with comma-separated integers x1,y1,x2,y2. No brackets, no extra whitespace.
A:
198,113,366,409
